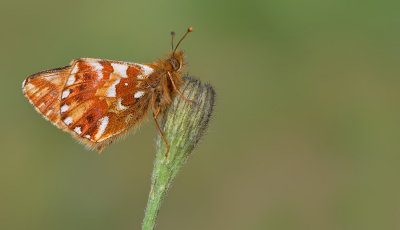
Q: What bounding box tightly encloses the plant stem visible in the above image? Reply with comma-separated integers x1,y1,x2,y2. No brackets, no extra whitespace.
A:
142,77,215,230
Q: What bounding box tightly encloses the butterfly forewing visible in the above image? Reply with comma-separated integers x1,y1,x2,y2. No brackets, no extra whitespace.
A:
23,58,156,151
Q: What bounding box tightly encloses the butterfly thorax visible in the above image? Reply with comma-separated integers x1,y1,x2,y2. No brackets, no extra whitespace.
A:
148,51,184,112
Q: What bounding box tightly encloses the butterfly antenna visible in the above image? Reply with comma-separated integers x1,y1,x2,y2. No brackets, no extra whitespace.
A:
171,31,175,52
173,27,193,53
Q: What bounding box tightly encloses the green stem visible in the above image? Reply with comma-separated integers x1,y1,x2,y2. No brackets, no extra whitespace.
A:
142,77,215,230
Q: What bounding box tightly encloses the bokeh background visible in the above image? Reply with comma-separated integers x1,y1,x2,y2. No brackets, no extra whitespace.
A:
1,0,399,229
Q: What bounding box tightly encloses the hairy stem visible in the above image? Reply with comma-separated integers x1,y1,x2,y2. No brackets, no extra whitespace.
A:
142,77,215,230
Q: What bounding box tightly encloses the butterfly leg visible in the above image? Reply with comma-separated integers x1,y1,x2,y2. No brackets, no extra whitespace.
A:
153,106,170,157
167,72,195,103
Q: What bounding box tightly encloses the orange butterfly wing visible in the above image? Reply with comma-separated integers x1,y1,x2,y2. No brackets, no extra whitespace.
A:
22,65,71,128
23,58,156,151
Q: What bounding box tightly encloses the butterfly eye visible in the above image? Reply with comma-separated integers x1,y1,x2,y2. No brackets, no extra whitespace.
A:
168,58,181,71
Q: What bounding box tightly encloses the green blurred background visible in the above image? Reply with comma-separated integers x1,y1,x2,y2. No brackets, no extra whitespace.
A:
1,0,400,229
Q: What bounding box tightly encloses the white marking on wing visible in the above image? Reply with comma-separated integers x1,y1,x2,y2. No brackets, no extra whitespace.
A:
88,62,103,71
66,74,76,86
97,71,103,80
134,91,144,98
71,65,79,74
84,134,91,139
60,104,69,113
107,79,120,97
25,83,34,92
74,126,82,135
64,117,73,125
61,89,70,99
117,98,128,110
95,116,109,140
46,109,52,116
111,63,128,78
124,82,128,86
137,74,144,79
136,64,154,76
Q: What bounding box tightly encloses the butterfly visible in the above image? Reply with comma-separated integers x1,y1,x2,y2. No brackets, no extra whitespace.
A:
22,27,194,153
